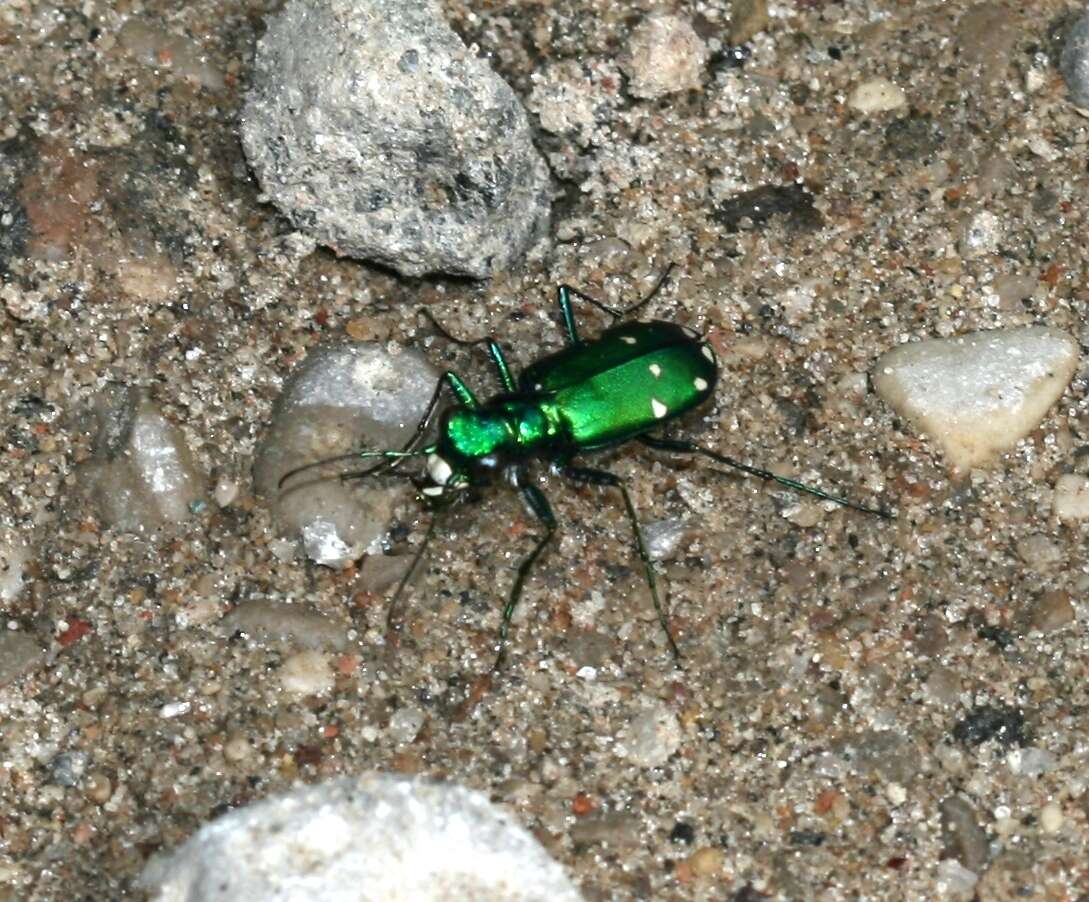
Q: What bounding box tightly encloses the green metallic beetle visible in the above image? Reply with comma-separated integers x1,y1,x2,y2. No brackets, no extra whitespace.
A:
281,270,890,670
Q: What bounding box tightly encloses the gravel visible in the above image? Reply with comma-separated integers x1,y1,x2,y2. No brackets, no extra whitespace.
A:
2,0,1089,898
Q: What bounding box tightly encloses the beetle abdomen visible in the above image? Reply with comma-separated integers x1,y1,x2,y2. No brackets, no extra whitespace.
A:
548,328,717,449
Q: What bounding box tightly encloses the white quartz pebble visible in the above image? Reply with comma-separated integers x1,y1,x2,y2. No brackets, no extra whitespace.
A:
873,327,1078,471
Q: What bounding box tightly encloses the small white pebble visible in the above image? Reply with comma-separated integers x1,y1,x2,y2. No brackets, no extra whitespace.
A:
223,734,254,762
1054,473,1089,520
1040,802,1063,833
847,77,906,113
885,782,907,805
160,701,191,719
279,650,335,696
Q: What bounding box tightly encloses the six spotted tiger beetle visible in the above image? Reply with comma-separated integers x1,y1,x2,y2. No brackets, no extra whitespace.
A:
280,267,892,672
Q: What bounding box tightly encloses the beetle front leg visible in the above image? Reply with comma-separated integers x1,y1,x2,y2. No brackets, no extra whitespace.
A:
561,464,682,665
492,477,558,673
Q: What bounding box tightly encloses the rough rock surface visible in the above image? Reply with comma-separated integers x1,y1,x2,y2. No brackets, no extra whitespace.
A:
242,0,551,278
140,775,584,901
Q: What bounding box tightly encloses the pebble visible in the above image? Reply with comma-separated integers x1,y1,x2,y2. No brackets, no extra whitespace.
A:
1006,746,1057,778
78,386,205,533
936,859,979,900
117,18,226,90
388,707,426,744
1053,473,1089,520
242,0,550,278
223,600,352,652
847,78,907,113
278,650,335,697
643,518,690,562
223,734,254,763
139,774,583,900
1039,802,1063,834
0,528,28,602
687,846,724,877
48,751,89,787
0,630,44,687
1060,9,1089,108
1014,533,1061,571
614,702,682,767
729,0,769,44
621,15,708,100
872,327,1079,471
1024,589,1075,632
957,210,1002,258
940,795,989,872
255,343,438,567
83,772,113,805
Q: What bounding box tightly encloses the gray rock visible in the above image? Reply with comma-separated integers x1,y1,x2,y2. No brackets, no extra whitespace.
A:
77,386,205,533
0,630,44,687
1060,10,1089,107
242,0,551,279
139,774,584,901
255,342,438,567
222,599,353,652
940,795,990,872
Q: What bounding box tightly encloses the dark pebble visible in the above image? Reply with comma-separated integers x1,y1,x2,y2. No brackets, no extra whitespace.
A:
952,705,1026,747
711,184,822,232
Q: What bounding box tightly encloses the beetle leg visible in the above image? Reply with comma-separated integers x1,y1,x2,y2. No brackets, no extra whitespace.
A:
561,464,682,665
385,514,438,647
419,309,516,392
638,435,893,519
492,474,557,672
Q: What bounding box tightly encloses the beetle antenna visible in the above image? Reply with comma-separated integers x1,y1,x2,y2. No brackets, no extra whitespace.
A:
559,262,677,322
277,448,431,491
640,435,893,519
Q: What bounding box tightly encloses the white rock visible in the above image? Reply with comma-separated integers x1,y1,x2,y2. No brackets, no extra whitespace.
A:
937,859,978,899
873,327,1078,471
614,702,682,767
1040,802,1063,833
139,774,583,901
958,210,1002,258
1053,474,1089,520
278,650,335,696
622,15,708,99
847,78,906,113
0,529,28,602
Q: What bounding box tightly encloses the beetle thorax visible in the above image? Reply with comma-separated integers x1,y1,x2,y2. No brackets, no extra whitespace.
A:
444,409,510,460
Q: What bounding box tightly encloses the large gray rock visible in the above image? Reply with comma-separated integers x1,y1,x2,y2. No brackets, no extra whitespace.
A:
242,0,551,278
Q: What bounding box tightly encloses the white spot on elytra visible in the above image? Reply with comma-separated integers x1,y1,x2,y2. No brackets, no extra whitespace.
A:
620,335,637,345
682,325,700,338
421,486,444,497
649,363,662,378
701,344,715,362
651,398,668,419
694,377,708,391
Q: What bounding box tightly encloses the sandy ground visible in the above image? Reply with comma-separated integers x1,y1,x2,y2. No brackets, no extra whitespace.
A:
1,0,1088,898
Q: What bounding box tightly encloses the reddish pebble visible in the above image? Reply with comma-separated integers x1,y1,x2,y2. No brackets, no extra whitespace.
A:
57,618,93,647
571,793,594,816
